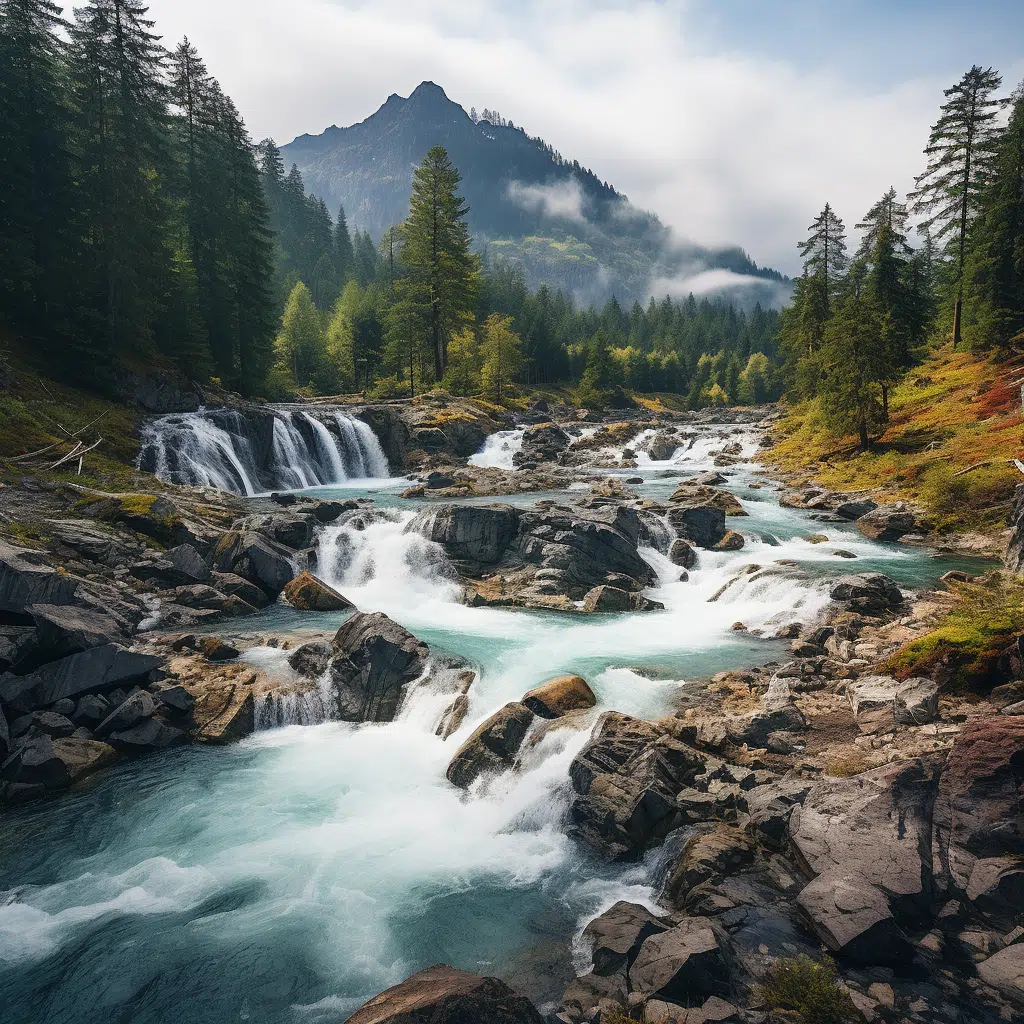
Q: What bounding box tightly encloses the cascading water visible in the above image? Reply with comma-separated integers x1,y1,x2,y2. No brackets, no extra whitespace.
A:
468,428,525,470
137,407,390,495
1,419,989,1024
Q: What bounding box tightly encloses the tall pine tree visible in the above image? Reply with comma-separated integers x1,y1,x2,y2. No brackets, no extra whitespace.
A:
909,66,1004,348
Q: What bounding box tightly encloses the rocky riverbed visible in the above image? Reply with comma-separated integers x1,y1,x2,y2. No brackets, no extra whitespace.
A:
1,400,1022,1024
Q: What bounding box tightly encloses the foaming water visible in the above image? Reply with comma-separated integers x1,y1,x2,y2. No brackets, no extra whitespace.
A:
468,429,525,470
138,407,391,495
0,420,995,1023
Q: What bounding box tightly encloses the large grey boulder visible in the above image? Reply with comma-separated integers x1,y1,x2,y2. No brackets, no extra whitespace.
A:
95,690,157,737
406,504,520,565
582,901,670,976
513,422,570,466
1,733,117,789
666,505,726,549
932,718,1024,930
847,675,939,732
345,965,544,1024
568,712,709,860
0,644,162,713
329,612,429,722
627,919,729,1004
856,503,917,542
0,539,78,613
835,497,878,521
129,543,211,587
211,530,296,598
977,944,1024,1006
828,572,904,614
28,603,128,659
790,757,941,963
446,701,534,789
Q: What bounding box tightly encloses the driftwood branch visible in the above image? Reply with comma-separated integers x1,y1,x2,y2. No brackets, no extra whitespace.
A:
952,459,1012,477
50,437,102,470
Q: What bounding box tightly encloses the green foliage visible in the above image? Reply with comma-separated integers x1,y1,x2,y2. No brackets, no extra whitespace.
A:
884,573,1024,690
758,955,861,1024
442,327,481,395
480,313,522,403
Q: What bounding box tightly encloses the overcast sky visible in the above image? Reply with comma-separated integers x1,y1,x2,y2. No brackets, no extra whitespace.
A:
69,0,1024,275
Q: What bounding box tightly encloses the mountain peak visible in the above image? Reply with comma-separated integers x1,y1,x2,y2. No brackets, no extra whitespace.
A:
408,81,450,103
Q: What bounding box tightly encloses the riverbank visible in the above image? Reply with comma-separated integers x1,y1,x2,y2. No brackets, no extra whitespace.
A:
2,375,1023,1022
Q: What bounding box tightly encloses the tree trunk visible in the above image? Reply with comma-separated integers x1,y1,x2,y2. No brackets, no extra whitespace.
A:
952,296,963,350
882,383,889,420
858,417,869,450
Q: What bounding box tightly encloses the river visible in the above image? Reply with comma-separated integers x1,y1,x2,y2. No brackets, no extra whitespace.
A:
0,422,988,1023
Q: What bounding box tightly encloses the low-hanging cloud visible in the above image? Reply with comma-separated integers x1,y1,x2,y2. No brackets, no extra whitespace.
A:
506,179,587,223
650,268,793,308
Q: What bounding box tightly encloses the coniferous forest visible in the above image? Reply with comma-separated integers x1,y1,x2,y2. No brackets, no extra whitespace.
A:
2,3,1023,424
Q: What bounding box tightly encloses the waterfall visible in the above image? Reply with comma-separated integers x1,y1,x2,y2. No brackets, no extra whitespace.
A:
138,407,391,495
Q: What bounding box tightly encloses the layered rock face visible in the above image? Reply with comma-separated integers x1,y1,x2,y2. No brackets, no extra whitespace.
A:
405,500,658,606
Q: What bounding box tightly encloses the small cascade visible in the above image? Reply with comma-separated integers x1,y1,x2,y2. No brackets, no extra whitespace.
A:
138,407,391,494
468,429,525,470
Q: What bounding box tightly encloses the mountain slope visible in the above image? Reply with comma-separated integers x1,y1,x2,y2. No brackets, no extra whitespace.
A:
281,81,787,308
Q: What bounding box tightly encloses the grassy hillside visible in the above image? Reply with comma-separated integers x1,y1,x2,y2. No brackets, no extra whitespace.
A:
769,345,1024,536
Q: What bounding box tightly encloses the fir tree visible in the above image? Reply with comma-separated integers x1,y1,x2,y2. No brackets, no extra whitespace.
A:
797,203,847,316
909,65,1004,347
391,146,478,381
480,313,522,403
334,204,354,285
0,0,79,329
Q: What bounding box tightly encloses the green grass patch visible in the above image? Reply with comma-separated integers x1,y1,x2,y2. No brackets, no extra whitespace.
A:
758,955,861,1024
883,572,1024,691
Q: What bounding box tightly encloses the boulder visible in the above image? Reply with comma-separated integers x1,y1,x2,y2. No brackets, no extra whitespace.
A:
513,422,571,466
282,571,353,611
569,713,709,860
582,585,663,613
330,612,429,722
211,530,296,598
211,571,271,609
1,733,117,789
855,504,917,542
828,572,904,614
669,484,747,516
108,718,186,751
712,530,745,552
644,431,681,462
582,901,669,976
0,624,39,674
172,585,256,616
521,675,597,719
46,517,145,567
628,920,729,1004
446,701,534,789
27,603,128,659
666,505,726,549
95,690,157,737
932,717,1024,924
129,543,211,587
835,498,878,521
190,686,254,744
790,758,941,962
847,675,939,732
661,824,755,906
23,711,76,738
288,641,333,680
406,504,520,565
1007,483,1024,575
345,965,543,1024
0,539,78,613
977,944,1024,1005
669,539,698,569
0,644,162,713
796,872,913,966
197,637,240,662
72,693,110,728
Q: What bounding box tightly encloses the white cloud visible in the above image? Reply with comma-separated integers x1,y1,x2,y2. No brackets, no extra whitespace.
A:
73,0,1024,276
506,179,586,222
650,268,792,306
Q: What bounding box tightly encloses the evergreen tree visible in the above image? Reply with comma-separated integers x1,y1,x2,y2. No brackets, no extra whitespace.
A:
480,313,522,403
961,83,1024,349
909,65,1004,347
817,283,890,449
797,203,847,316
69,0,171,367
0,0,79,329
274,281,325,388
391,146,478,381
334,204,354,285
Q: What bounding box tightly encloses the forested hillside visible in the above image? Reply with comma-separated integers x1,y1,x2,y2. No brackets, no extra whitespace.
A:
279,81,787,309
